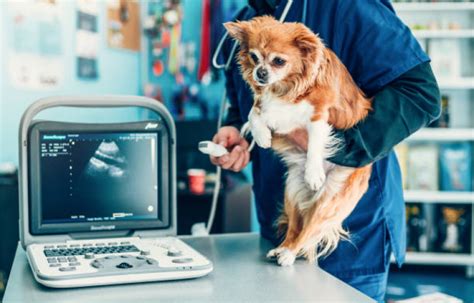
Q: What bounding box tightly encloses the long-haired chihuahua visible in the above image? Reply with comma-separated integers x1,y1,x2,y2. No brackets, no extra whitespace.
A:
224,16,373,266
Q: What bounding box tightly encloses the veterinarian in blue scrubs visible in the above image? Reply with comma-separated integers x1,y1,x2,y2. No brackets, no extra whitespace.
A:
210,1,440,301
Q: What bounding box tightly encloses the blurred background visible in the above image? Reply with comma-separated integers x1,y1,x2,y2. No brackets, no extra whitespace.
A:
0,0,473,302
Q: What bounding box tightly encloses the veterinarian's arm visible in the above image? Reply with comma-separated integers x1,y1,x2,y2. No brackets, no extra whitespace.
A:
209,66,251,172
328,62,440,167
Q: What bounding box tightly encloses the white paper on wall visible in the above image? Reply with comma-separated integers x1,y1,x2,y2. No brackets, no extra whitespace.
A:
7,1,63,90
77,0,99,15
76,30,99,58
76,0,99,80
8,53,63,90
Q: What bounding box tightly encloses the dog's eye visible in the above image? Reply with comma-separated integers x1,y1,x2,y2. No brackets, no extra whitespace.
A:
273,57,286,66
250,53,259,64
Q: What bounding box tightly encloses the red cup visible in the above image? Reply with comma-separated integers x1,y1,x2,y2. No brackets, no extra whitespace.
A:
187,169,206,195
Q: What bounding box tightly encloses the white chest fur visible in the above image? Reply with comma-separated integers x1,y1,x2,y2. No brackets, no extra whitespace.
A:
259,93,314,134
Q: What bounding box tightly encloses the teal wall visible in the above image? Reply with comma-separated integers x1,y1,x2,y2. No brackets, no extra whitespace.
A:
0,1,141,164
0,0,259,232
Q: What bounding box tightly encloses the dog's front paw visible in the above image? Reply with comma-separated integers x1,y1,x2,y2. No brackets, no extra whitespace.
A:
267,247,284,259
305,165,326,192
252,127,272,149
267,247,296,266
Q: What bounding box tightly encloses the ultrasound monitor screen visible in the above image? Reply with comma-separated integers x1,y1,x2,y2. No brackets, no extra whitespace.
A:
39,132,159,225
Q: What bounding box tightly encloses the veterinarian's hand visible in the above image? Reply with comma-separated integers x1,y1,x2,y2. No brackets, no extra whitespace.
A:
210,126,250,172
288,128,308,151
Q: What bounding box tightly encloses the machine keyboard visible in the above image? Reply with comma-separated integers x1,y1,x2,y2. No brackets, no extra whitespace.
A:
44,244,139,257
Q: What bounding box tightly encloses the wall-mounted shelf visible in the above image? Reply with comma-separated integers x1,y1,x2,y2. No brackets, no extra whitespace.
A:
393,2,474,12
412,29,474,39
438,77,474,90
407,128,474,141
393,252,474,266
404,190,474,203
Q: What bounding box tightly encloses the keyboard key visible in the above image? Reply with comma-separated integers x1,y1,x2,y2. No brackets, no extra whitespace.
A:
50,263,61,267
59,267,76,272
108,242,118,246
70,244,80,248
167,249,182,257
172,258,193,264
85,253,95,259
91,261,103,268
146,259,157,265
105,255,118,259
95,243,105,246
69,262,81,266
57,257,67,263
57,245,67,249
120,241,130,245
67,257,77,262
47,258,57,263
83,243,93,247
44,245,54,249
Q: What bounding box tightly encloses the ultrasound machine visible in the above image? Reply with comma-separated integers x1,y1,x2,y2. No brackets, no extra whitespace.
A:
18,96,213,288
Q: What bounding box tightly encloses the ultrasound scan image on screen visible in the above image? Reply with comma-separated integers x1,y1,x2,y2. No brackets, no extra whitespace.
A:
39,132,159,224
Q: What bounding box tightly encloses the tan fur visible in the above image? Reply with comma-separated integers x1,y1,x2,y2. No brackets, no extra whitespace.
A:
225,16,373,262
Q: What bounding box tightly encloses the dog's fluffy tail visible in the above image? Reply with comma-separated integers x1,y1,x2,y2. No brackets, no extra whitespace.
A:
303,165,372,262
276,211,289,238
300,223,350,263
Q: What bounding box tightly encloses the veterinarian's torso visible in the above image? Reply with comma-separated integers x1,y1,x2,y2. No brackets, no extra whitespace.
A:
224,0,429,277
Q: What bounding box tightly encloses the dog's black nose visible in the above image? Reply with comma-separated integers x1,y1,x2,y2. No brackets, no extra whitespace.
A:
256,67,268,82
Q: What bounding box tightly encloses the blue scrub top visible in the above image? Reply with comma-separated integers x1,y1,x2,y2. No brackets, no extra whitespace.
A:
223,0,429,277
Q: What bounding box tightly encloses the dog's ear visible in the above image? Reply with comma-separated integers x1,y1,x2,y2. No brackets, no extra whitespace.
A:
223,21,249,43
293,24,319,57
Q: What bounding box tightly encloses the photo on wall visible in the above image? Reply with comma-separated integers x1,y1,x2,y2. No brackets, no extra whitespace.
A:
76,0,99,80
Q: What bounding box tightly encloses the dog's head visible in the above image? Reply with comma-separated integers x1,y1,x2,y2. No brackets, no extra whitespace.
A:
224,16,324,95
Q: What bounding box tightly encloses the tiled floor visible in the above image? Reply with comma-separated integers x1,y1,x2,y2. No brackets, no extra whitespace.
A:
386,265,474,302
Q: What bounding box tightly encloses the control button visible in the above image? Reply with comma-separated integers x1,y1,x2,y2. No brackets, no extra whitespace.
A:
69,262,81,266
57,245,67,249
167,249,182,257
67,257,77,262
95,243,105,246
57,257,67,263
47,258,57,263
172,258,194,264
83,243,93,247
49,263,61,267
105,255,118,260
108,242,118,246
84,253,95,259
116,262,133,269
140,250,151,256
121,255,131,258
91,261,103,269
44,245,54,249
120,241,130,245
59,266,76,272
136,256,145,260
146,259,157,265
69,244,80,248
